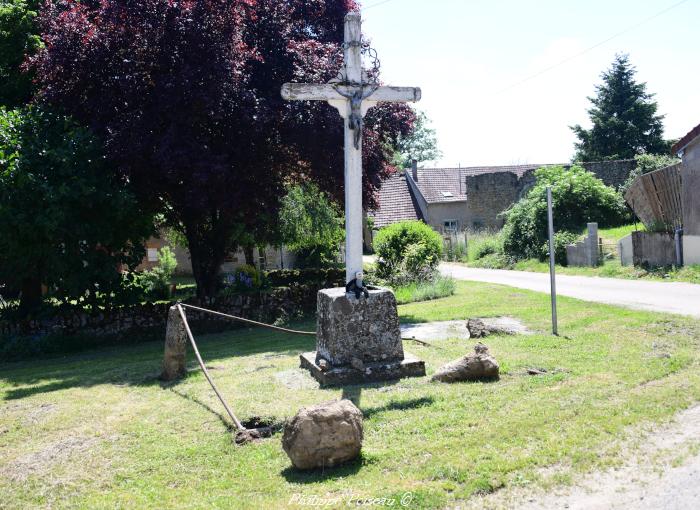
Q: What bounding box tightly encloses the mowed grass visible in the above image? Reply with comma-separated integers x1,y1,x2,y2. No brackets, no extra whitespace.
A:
1,281,700,509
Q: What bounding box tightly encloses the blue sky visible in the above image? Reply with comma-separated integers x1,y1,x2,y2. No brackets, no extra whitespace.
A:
360,0,699,167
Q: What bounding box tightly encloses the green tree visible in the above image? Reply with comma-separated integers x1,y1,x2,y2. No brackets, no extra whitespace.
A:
502,165,627,261
279,183,344,268
0,107,154,313
392,110,442,168
571,54,667,162
620,153,680,195
0,0,41,107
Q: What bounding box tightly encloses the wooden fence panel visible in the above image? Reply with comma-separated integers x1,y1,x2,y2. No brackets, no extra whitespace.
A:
624,164,683,231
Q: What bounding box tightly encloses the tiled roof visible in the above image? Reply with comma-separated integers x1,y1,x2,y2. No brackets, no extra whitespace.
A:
413,164,544,203
672,122,700,154
372,173,423,228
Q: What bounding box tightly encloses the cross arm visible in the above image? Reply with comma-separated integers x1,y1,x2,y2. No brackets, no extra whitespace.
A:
281,83,421,103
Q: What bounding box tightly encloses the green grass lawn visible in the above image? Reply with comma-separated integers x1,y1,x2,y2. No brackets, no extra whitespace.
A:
1,281,699,509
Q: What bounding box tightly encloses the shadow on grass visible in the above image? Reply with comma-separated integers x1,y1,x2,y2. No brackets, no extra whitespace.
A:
362,396,434,419
0,321,316,401
281,453,368,484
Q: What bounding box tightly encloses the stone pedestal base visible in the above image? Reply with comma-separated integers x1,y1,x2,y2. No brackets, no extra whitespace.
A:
300,351,425,387
302,287,426,386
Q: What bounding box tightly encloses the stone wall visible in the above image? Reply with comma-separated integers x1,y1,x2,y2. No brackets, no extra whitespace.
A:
566,223,599,267
631,231,677,267
459,161,632,231
0,284,324,344
579,160,636,189
464,171,536,230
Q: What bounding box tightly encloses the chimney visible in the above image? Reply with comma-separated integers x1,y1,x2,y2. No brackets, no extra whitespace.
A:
411,159,418,182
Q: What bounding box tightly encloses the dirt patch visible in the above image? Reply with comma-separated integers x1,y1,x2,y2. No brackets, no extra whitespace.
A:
22,403,57,425
274,369,319,390
463,404,700,509
400,318,530,342
2,435,101,483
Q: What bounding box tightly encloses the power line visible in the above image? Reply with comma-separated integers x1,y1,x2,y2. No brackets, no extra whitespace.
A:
496,0,691,95
362,0,398,11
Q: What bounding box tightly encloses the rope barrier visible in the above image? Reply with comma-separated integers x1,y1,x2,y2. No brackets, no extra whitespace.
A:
178,301,439,348
176,304,244,431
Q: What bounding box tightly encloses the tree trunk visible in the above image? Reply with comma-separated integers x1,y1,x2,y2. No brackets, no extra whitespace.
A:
185,225,229,303
243,244,255,267
19,276,42,314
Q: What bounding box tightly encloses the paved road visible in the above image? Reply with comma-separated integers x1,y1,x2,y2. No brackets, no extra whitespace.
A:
440,263,700,318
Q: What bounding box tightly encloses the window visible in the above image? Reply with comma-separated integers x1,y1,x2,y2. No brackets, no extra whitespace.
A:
440,191,454,198
444,220,458,233
147,248,159,262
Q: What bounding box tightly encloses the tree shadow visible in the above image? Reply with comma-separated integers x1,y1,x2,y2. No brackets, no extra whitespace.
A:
361,396,434,419
0,320,317,401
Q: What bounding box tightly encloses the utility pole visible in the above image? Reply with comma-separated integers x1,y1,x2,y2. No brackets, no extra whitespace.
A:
547,186,558,336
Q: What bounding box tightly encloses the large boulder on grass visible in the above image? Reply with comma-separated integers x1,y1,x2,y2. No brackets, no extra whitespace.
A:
431,343,499,383
282,399,363,470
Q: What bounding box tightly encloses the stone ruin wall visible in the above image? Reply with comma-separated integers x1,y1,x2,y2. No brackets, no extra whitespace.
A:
464,160,636,230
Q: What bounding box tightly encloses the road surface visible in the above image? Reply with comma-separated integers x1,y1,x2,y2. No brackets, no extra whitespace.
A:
440,263,700,318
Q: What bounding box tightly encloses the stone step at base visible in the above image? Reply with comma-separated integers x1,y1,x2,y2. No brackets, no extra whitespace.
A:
300,351,426,387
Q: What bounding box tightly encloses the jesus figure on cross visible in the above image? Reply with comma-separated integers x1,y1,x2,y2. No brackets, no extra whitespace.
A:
282,11,421,289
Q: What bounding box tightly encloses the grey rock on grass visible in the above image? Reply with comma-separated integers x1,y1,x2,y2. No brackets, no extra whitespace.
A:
282,399,363,470
432,343,500,383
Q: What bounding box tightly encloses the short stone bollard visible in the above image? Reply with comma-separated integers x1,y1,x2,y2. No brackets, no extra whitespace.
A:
282,399,363,470
431,343,500,383
161,305,188,381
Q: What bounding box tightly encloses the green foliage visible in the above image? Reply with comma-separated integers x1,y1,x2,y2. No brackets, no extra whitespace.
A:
374,220,443,283
134,247,177,301
620,153,680,195
540,231,581,266
571,54,668,161
393,274,456,304
279,183,344,268
392,110,442,168
473,235,502,260
502,165,627,261
220,264,264,295
263,268,345,288
0,106,154,312
0,0,41,107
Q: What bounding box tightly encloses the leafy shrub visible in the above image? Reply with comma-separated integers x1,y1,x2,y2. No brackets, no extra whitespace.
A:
539,231,581,266
374,220,442,283
264,268,345,288
279,184,344,268
620,153,680,195
221,264,263,294
502,165,627,261
136,247,177,300
473,236,502,260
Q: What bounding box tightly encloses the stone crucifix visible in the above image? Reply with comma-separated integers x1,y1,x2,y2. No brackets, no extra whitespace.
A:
282,11,421,286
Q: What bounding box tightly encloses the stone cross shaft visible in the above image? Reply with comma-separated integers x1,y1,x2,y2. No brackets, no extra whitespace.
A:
281,11,421,285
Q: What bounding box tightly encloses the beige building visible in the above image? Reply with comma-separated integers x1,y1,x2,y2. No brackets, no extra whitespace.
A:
674,123,700,265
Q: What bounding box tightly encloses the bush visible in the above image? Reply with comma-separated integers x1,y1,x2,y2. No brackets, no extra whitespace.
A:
136,247,177,300
473,236,501,260
620,154,680,195
502,165,627,261
221,264,263,294
374,220,442,283
264,268,345,288
279,184,344,268
539,231,581,266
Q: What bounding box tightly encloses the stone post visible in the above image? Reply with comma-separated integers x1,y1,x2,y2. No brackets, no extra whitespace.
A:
161,305,188,381
586,222,599,266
